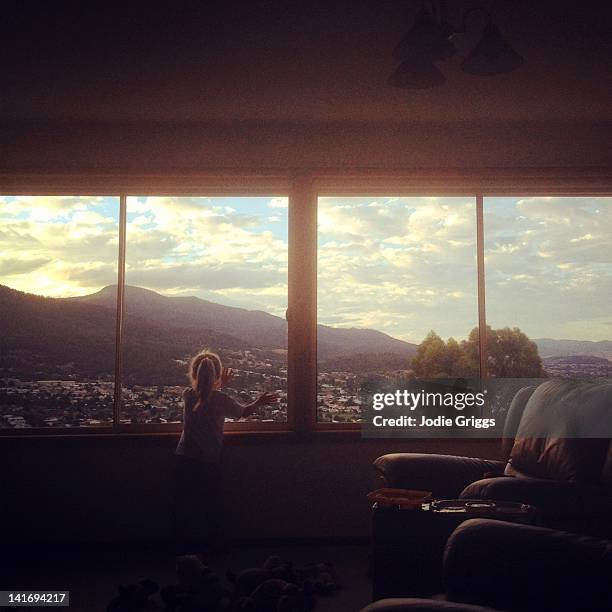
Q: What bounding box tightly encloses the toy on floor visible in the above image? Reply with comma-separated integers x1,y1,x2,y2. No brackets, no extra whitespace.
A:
227,555,299,597
297,561,340,596
160,554,232,612
226,555,341,611
107,553,341,612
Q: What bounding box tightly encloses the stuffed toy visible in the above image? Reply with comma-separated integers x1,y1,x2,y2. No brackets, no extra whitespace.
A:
297,562,341,595
249,578,312,612
161,555,231,612
227,555,338,610
227,556,298,597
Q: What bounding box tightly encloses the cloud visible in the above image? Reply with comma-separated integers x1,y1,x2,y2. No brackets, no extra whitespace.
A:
123,197,288,314
126,262,286,291
0,257,50,276
63,263,118,287
268,197,288,209
0,196,120,296
317,197,478,342
2,193,610,343
484,196,612,341
317,195,612,342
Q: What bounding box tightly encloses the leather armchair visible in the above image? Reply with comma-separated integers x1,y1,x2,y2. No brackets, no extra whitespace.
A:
374,380,612,537
362,519,612,612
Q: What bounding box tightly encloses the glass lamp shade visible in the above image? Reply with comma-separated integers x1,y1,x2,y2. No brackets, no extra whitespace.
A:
388,55,446,89
461,24,524,76
393,8,456,61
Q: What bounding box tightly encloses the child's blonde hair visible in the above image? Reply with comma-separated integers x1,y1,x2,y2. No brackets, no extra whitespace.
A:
189,350,222,412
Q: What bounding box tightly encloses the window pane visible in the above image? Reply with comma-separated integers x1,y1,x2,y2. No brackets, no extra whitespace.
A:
317,196,478,423
119,196,288,424
484,196,612,381
0,196,119,428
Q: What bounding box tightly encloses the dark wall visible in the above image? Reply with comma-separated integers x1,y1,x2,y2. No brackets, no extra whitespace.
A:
1,436,503,543
2,121,612,174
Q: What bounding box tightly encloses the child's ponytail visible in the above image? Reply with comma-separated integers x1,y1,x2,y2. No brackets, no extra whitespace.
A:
189,350,222,411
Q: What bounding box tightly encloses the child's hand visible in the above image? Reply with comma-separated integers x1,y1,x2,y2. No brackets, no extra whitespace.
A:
257,392,280,406
219,367,234,389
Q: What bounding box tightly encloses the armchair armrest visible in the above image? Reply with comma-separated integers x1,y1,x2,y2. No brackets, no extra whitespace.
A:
361,599,497,612
460,476,612,535
374,454,506,499
443,519,612,611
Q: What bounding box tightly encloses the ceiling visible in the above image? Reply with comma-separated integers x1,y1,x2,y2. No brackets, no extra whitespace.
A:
1,0,611,126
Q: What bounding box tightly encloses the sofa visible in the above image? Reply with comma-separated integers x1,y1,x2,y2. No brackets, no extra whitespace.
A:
363,518,612,611
374,379,612,537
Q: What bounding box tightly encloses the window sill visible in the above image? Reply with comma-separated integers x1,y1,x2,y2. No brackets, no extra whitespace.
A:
0,424,505,447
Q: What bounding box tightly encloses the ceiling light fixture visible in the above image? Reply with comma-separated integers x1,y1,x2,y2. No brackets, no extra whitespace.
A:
461,23,525,76
388,53,447,89
389,1,524,89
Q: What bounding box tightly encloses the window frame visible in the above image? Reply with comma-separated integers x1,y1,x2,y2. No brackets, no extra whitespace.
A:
312,186,482,431
0,176,295,436
1,169,610,437
311,175,612,430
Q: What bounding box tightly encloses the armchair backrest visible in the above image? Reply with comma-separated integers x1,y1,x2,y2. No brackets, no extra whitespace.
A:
504,379,612,484
501,384,538,456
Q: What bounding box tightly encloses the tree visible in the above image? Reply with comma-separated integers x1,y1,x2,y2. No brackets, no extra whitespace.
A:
411,326,545,378
467,326,546,378
412,331,460,377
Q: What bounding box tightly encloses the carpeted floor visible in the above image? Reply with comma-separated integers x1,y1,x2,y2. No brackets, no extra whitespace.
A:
4,544,372,612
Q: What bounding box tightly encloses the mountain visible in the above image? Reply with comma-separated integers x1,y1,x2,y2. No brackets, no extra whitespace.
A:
72,285,288,348
0,284,246,384
0,283,416,383
535,338,612,360
72,285,417,360
542,355,611,365
318,326,416,361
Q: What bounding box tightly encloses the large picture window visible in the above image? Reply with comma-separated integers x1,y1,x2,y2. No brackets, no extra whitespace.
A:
0,196,120,428
120,196,288,424
1,183,610,435
317,196,479,423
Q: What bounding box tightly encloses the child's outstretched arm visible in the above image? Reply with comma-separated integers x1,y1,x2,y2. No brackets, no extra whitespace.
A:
241,391,280,418
219,390,280,419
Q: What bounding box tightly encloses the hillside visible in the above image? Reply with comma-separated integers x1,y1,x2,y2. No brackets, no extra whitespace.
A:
5,283,612,385
0,284,246,384
73,285,417,360
1,284,417,382
73,285,288,348
535,338,612,359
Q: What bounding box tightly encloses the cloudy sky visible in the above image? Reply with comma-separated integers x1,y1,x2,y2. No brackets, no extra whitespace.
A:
1,194,610,343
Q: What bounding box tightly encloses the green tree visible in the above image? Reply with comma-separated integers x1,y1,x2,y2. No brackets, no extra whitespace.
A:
411,326,545,378
467,326,546,378
412,331,453,377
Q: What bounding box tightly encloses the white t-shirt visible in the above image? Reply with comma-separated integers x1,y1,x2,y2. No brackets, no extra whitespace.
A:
176,388,244,463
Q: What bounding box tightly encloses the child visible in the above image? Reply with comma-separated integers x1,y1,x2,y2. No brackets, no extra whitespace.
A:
174,349,278,555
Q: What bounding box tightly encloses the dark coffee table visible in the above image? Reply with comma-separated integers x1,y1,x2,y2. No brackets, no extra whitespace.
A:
371,499,538,601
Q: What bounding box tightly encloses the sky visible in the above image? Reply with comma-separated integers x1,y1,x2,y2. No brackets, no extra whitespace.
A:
1,194,610,343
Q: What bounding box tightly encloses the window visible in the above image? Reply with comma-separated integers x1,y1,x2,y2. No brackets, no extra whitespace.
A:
0,196,119,428
484,196,612,381
317,196,479,423
2,181,609,435
121,196,289,424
